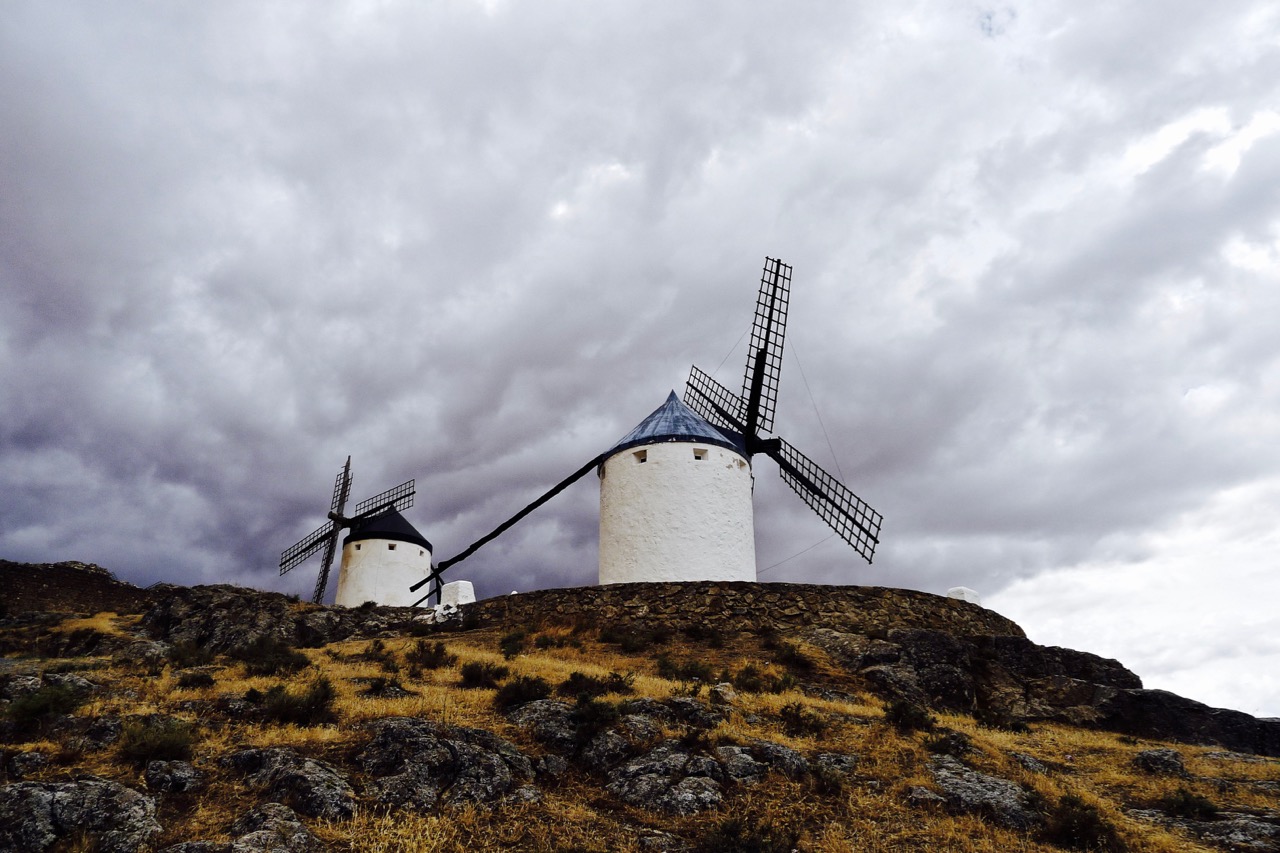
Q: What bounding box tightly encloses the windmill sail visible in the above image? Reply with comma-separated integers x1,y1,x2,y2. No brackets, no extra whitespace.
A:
685,365,747,434
742,257,791,434
767,438,881,563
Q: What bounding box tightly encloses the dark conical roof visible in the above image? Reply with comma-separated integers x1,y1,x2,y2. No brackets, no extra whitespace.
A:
604,391,746,461
343,509,432,551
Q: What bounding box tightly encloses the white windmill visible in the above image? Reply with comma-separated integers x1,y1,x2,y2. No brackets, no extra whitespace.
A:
279,458,434,607
407,257,883,604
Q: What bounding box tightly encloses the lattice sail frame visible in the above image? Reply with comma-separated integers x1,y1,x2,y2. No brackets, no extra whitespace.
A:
770,439,881,563
742,257,791,434
354,479,415,518
685,365,747,434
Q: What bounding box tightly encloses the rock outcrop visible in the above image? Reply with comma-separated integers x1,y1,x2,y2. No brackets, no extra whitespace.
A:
0,776,160,853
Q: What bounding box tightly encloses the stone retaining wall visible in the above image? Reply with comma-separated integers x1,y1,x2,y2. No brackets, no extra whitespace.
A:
463,581,1025,638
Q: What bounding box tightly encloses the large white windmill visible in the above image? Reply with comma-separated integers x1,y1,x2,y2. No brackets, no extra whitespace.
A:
408,257,883,604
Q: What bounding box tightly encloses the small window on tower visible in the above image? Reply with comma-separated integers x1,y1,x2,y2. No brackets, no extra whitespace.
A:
419,549,424,556
693,448,707,460
634,450,647,463
355,544,361,551
388,543,396,551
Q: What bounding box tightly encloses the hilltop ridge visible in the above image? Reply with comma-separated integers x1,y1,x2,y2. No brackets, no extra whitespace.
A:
1,559,1277,851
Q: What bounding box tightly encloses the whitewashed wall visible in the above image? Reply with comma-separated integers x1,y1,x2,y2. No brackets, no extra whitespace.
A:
335,537,432,607
598,441,755,584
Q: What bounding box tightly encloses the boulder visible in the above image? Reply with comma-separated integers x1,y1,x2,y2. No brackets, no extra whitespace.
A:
0,776,160,853
356,717,534,811
606,742,724,814
146,760,204,793
221,748,354,821
927,756,1041,830
1133,748,1187,777
230,802,328,852
506,700,580,753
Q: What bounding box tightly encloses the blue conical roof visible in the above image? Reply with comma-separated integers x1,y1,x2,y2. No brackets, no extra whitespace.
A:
604,391,746,460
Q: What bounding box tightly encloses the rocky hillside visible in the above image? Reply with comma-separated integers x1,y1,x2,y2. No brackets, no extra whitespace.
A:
1,561,1278,852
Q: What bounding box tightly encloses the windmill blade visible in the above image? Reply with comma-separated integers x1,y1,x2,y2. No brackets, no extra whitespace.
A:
331,457,353,514
741,257,791,435
767,438,882,564
279,521,338,574
685,365,747,434
353,479,415,519
312,528,339,604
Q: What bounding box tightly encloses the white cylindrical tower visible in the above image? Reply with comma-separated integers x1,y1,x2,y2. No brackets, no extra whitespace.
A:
335,510,433,607
599,391,756,584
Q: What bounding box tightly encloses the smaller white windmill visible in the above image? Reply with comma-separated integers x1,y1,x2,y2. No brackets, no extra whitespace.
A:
279,457,431,606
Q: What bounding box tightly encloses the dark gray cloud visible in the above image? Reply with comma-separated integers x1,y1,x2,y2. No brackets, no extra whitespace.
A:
2,1,1278,712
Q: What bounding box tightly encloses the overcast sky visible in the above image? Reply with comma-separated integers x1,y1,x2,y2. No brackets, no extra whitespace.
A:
3,2,1278,716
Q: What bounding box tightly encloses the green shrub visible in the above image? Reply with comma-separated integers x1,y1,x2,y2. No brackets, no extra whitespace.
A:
1159,787,1218,820
779,702,827,737
885,699,935,733
118,717,196,765
499,630,528,660
458,661,509,689
1039,794,1124,852
731,665,794,695
169,641,214,668
261,677,337,726
356,639,400,673
175,670,216,690
233,636,311,677
924,729,973,757
656,655,715,683
557,671,636,701
772,641,814,674
493,675,552,712
699,817,799,853
405,639,458,670
5,685,84,729
572,697,621,742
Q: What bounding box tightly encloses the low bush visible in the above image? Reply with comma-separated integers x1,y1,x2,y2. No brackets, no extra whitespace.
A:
732,665,794,695
499,630,528,660
572,697,621,741
259,677,337,726
772,641,814,674
1039,794,1124,852
233,636,311,677
779,702,828,737
175,670,216,690
884,699,935,733
557,671,636,701
355,639,400,673
699,817,800,853
459,661,509,689
924,729,973,757
493,675,552,712
118,717,196,766
169,641,214,668
405,639,458,670
1159,787,1219,820
5,685,84,729
656,655,715,684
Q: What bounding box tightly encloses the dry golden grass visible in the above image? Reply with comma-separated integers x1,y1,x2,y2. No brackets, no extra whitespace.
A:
4,612,1277,852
